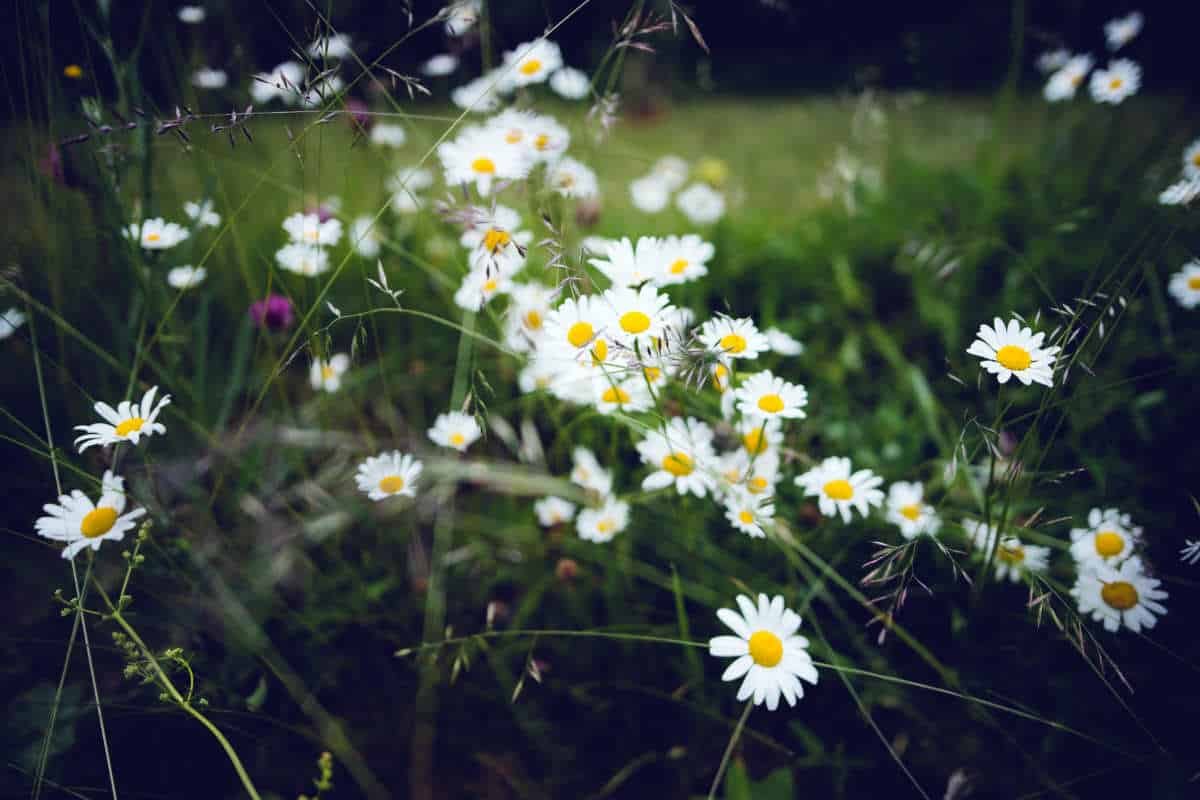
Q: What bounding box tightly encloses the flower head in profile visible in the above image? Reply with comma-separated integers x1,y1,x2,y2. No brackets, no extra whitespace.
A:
1089,59,1141,104
36,471,145,560
74,386,171,452
125,218,189,250
1043,54,1094,102
795,457,883,523
1167,260,1200,309
967,317,1059,387
534,496,576,527
576,497,629,543
709,594,818,710
636,417,716,498
249,294,294,330
428,411,482,452
167,266,206,290
422,53,459,77
570,447,614,496
733,371,808,421
502,39,563,87
885,481,940,539
310,354,350,392
764,327,804,356
676,183,726,225
1069,507,1142,568
356,451,422,501
1104,11,1143,51
1070,556,1166,633
549,66,589,99
444,0,481,36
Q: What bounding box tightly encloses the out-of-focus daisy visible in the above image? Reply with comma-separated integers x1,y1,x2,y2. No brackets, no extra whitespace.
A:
283,212,342,246
184,199,220,228
454,268,512,312
74,386,171,452
428,410,482,452
548,157,598,199
349,216,383,258
570,447,614,495
577,497,629,543
458,204,526,250
276,243,330,277
582,236,617,256
389,166,434,213
422,53,459,77
737,417,783,458
36,470,145,560
601,284,675,348
636,417,716,498
535,496,576,527
974,531,1049,583
655,234,713,285
1,308,28,340
1167,260,1200,309
309,33,353,60
192,67,227,89
764,327,804,356
795,457,883,523
676,182,726,225
734,370,808,421
725,490,774,538
593,376,653,415
966,317,1059,387
310,354,350,392
502,39,562,87
1180,540,1200,566
699,316,770,361
1104,11,1143,51
1182,139,1200,180
370,123,408,148
549,66,589,99
1069,507,1142,568
1089,59,1141,104
1159,176,1200,207
885,481,940,539
708,593,818,710
652,155,690,191
589,237,662,287
356,451,422,501
630,175,671,213
695,157,729,188
1043,54,1093,102
504,282,556,351
490,110,568,162
444,0,481,37
451,74,503,113
166,266,206,290
718,451,781,499
125,218,189,250
1036,49,1072,74
1070,556,1166,633
438,124,531,195
177,5,205,23
250,61,306,105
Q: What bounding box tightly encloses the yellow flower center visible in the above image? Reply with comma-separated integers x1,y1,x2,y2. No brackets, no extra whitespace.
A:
742,429,767,455
620,311,651,334
669,258,689,275
1101,581,1138,611
1188,276,1200,290
504,130,523,144
567,321,594,348
146,232,161,242
899,504,921,521
80,507,118,538
995,344,1032,371
719,333,747,354
1192,153,1200,168
590,338,608,364
534,133,550,151
321,365,337,381
1094,531,1125,558
747,476,769,494
711,363,729,391
63,64,83,79
644,366,662,382
482,228,511,253
661,452,694,477
823,479,853,501
757,394,784,414
377,475,405,494
739,510,755,525
696,157,729,187
601,385,631,404
450,432,466,446
519,58,543,76
596,518,615,534
471,157,496,174
483,278,499,293
1109,77,1123,90
747,630,783,667
114,417,145,437
997,543,1025,564
524,310,543,330
306,229,320,241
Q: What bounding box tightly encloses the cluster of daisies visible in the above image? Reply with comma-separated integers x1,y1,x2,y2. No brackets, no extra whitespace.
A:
448,35,592,110
629,155,729,226
1036,11,1142,104
123,200,220,290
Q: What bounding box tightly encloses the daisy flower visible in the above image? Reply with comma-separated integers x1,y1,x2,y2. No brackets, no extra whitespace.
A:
276,243,330,277
717,451,781,499
629,175,671,213
310,354,350,392
428,411,482,452
502,39,563,87
184,199,221,228
504,282,557,351
534,496,576,527
422,53,459,77
1069,507,1142,568
1070,556,1167,633
166,266,206,290
576,497,629,543
125,218,189,250
1043,55,1094,102
192,67,227,89
389,166,434,213
177,5,205,23
450,74,503,113
1159,176,1200,207
1,308,28,340
725,490,774,539
652,155,690,191
438,124,531,195
764,327,804,356
676,183,726,225
355,451,422,501
309,33,353,60
453,268,512,312
549,66,589,99
699,316,770,361
734,371,808,421
444,0,481,37
1104,11,1143,51
1036,49,1072,74
370,123,408,148
349,216,383,258
283,212,342,246
737,417,783,458
982,534,1049,583
1089,59,1141,104
708,594,819,710
601,284,675,348
655,234,714,286
1183,138,1200,180
548,157,598,199
635,417,717,498
36,470,145,560
1167,260,1200,309
966,317,1060,387
543,295,611,363
458,204,528,250
1180,540,1200,566
589,237,663,288
250,61,305,105
489,111,569,163
593,376,654,415
74,386,171,452
571,447,614,496
795,457,884,523
885,481,941,539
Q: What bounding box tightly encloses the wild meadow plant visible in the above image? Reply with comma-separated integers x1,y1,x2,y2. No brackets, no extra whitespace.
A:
4,1,1200,797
